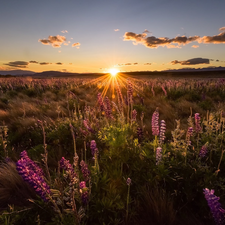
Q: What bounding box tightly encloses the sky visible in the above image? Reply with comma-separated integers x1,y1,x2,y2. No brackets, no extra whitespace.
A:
0,0,225,73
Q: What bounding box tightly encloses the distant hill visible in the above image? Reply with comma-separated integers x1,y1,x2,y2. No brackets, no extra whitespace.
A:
0,70,35,75
164,66,225,72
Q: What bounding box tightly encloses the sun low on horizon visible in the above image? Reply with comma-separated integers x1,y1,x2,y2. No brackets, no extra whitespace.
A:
108,68,120,77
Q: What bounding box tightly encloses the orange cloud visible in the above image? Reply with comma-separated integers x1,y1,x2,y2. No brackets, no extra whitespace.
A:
199,30,225,44
114,29,119,31
39,35,66,48
56,62,63,65
29,61,38,63
61,30,68,33
192,45,199,48
144,63,151,65
72,42,81,48
171,58,210,65
123,32,200,48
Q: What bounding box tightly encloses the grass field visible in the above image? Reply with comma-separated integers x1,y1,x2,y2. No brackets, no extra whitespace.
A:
1,73,225,224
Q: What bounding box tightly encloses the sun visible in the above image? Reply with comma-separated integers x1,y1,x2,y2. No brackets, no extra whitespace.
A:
109,68,119,77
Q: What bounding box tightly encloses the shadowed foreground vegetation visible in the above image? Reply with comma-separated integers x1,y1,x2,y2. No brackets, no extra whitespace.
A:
0,76,225,224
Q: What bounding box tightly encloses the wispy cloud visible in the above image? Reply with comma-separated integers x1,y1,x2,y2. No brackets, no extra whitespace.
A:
192,45,199,48
61,30,68,33
171,58,210,65
219,27,225,31
72,42,81,49
123,32,200,48
39,35,66,48
29,60,39,64
114,29,119,32
4,61,29,68
56,62,63,65
144,63,151,65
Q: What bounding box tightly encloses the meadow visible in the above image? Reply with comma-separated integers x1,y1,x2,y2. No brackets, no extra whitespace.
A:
0,74,225,224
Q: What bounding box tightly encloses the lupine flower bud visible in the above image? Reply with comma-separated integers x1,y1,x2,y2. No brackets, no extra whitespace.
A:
83,120,94,133
199,143,208,158
132,109,137,122
152,108,159,136
137,127,143,143
159,120,166,144
79,181,89,205
187,127,193,137
156,147,162,165
90,140,98,156
203,188,225,225
105,96,113,119
126,178,131,186
195,113,202,133
97,93,105,112
80,160,90,182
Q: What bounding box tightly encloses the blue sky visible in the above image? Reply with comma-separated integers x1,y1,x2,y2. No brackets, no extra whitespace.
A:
0,0,225,73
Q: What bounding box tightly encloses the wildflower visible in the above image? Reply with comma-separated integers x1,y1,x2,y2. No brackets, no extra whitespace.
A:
83,119,94,133
203,188,225,225
16,151,51,202
152,108,159,136
156,147,162,165
137,127,143,143
187,127,193,137
90,140,98,157
195,113,202,133
97,93,105,112
159,120,166,144
80,160,90,182
105,96,113,119
132,109,137,122
199,143,208,158
79,181,89,205
127,80,133,102
126,178,131,186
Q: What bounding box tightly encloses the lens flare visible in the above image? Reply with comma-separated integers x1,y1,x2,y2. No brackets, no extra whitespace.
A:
109,68,119,77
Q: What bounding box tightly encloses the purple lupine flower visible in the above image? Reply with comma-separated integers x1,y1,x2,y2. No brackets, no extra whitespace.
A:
16,152,51,202
80,160,90,182
195,113,202,133
60,157,76,178
199,143,208,158
187,127,194,137
159,120,166,144
105,96,113,119
97,93,105,112
137,127,143,143
203,188,225,225
83,119,94,133
90,140,98,157
20,150,44,177
152,108,159,136
126,178,131,186
156,147,162,165
79,181,89,205
132,109,137,122
127,80,133,103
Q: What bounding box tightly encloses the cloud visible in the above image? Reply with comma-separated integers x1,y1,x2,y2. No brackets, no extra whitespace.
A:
199,30,225,44
123,32,200,48
29,61,38,63
144,63,151,65
143,29,150,33
171,58,210,65
72,42,81,48
133,63,138,65
61,30,68,33
39,62,50,65
56,62,63,65
39,35,66,48
125,63,132,65
4,61,29,68
192,45,199,48
114,29,119,32
64,42,69,46
69,63,73,65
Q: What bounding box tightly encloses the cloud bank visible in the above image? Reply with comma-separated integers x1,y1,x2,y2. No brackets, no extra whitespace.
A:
4,61,29,68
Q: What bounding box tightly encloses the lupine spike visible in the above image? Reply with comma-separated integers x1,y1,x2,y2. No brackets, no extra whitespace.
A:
203,188,225,225
156,147,162,165
159,120,166,144
152,108,159,136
